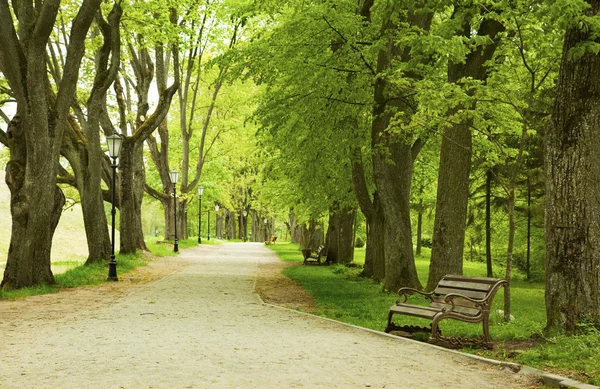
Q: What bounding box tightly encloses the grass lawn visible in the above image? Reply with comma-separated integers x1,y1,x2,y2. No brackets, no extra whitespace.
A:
267,243,599,386
0,252,148,300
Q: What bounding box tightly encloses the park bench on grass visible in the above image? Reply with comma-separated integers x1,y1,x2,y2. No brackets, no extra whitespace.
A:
385,275,507,349
264,236,277,245
301,245,326,265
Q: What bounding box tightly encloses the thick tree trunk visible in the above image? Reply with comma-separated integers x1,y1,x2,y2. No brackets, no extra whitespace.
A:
427,13,504,291
325,214,339,262
426,115,470,290
370,5,433,292
119,139,148,253
61,128,112,265
372,139,420,291
288,211,302,243
2,118,65,289
80,112,111,264
326,207,356,264
545,0,600,334
0,0,102,288
226,210,236,239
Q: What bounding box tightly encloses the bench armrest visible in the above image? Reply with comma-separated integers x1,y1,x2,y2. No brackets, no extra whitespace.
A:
396,287,434,304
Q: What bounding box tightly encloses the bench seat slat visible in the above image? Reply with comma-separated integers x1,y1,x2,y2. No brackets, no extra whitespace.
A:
429,302,481,317
390,304,440,320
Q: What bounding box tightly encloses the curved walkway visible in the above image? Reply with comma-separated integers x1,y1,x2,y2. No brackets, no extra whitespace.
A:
0,243,535,388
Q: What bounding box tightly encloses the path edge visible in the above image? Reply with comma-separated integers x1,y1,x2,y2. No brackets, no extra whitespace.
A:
253,291,598,389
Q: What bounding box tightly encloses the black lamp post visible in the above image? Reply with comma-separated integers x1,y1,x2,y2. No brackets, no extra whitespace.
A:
243,210,248,242
207,208,210,241
169,170,179,253
197,185,203,244
214,204,220,239
106,134,123,281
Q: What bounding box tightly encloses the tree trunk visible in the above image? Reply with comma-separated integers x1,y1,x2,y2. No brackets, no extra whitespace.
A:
119,139,148,253
326,207,355,264
426,114,470,290
545,0,600,334
2,118,65,288
526,178,532,280
370,5,432,292
372,139,421,291
0,0,101,289
504,190,515,322
338,208,356,263
325,213,340,263
226,210,236,239
416,198,423,256
427,12,504,291
486,169,493,277
61,126,112,265
350,146,385,280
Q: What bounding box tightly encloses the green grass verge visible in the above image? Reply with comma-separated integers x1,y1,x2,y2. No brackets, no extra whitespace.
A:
267,242,599,386
0,252,147,300
0,236,217,300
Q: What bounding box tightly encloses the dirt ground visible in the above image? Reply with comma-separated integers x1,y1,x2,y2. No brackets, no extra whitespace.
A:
253,260,320,312
0,253,193,324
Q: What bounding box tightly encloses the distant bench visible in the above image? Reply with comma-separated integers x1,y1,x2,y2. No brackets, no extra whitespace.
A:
385,275,507,348
265,236,277,245
301,245,326,266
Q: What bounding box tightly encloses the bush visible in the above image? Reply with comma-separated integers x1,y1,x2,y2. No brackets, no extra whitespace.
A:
420,237,432,248
355,236,365,248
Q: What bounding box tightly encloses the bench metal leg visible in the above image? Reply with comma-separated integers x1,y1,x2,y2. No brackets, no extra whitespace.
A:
385,311,395,333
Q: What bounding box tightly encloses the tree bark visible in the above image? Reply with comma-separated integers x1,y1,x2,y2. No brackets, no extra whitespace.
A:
80,4,122,264
119,138,147,253
545,0,600,334
486,169,493,277
427,11,504,291
350,146,385,279
0,0,102,289
371,4,433,292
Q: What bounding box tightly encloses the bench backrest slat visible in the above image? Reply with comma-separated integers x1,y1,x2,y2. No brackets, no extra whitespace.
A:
436,280,495,293
433,287,489,300
428,275,506,314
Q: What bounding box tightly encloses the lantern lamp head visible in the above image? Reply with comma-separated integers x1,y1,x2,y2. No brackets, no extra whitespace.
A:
107,134,123,159
169,170,179,184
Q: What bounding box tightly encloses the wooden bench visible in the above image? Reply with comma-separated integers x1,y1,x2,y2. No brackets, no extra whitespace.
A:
301,245,326,265
385,275,507,348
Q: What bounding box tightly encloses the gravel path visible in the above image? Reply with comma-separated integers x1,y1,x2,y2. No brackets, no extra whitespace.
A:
0,243,536,388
